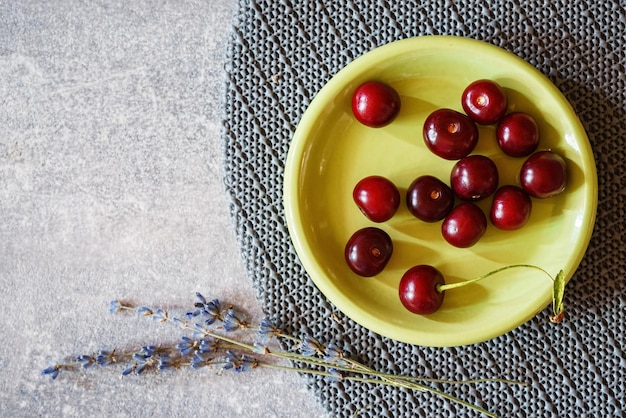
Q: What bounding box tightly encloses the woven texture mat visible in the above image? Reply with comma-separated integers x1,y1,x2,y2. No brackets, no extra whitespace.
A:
223,1,625,416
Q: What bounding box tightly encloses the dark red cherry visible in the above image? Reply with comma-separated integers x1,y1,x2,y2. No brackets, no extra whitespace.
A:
351,81,401,128
406,175,454,222
441,202,487,248
423,109,479,160
345,227,393,277
461,79,508,125
450,155,499,201
496,112,540,157
398,265,445,314
519,150,567,198
353,176,400,222
490,185,532,230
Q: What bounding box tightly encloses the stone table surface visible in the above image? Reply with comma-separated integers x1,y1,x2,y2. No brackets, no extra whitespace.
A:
0,1,328,416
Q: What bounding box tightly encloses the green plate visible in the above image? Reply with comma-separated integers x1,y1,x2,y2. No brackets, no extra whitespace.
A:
283,36,597,347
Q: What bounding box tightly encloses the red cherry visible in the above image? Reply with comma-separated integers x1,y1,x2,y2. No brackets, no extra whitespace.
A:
398,265,445,314
441,202,487,248
353,176,400,222
406,175,454,222
461,79,508,125
496,112,540,157
490,185,532,230
351,81,401,128
519,150,567,198
450,155,499,201
398,263,563,316
344,227,393,277
423,108,479,160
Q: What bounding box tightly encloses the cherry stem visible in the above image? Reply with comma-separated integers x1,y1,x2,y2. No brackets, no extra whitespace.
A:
437,264,554,293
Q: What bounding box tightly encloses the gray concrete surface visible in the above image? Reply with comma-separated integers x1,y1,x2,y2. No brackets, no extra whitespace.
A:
0,1,327,416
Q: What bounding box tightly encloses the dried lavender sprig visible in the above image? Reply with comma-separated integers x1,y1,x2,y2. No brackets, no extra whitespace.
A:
128,298,529,390
110,298,524,397
125,298,524,417
254,362,498,418
43,296,525,417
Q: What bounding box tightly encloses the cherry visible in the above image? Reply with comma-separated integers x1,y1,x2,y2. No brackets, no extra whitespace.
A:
496,112,539,157
450,155,499,201
353,176,400,222
406,175,454,222
490,185,532,230
398,263,562,316
351,81,401,128
423,109,479,160
344,227,393,277
398,265,445,314
441,202,487,248
461,79,508,125
519,150,567,198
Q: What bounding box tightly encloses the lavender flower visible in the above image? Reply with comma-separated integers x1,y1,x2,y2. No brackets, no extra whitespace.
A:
222,351,257,373
121,364,135,376
256,317,282,342
300,336,325,357
136,306,153,316
327,368,344,381
132,353,153,375
41,364,61,380
108,300,124,314
238,355,257,372
188,293,225,325
95,350,117,366
199,337,220,353
139,345,159,357
222,308,248,332
151,308,168,322
76,354,96,369
324,343,349,366
176,337,198,356
190,351,212,369
157,355,182,371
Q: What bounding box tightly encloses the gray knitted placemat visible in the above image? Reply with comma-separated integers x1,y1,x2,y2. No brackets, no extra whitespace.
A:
222,1,625,416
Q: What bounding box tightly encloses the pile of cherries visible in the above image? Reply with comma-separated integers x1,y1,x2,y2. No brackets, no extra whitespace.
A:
345,79,567,315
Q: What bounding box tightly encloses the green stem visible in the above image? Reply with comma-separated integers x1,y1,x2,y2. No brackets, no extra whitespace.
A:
343,358,526,387
194,327,258,352
437,264,554,292
259,362,498,418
